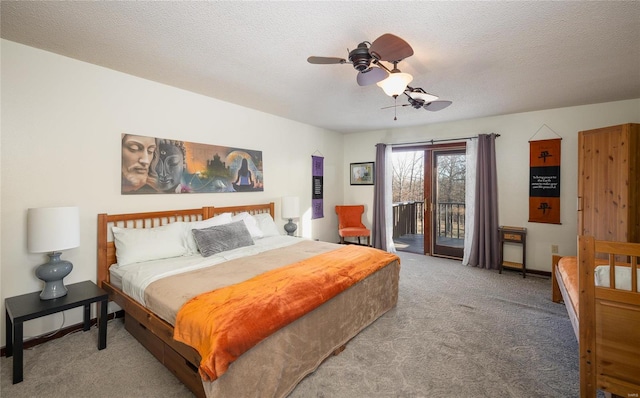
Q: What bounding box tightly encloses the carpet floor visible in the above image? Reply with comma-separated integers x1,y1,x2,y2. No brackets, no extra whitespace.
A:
1,252,581,397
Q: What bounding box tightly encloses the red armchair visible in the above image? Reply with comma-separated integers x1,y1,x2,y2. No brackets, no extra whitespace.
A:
335,205,371,246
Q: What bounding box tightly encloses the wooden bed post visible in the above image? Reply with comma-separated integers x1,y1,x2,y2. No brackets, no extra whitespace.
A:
578,235,596,398
551,255,562,303
97,213,108,288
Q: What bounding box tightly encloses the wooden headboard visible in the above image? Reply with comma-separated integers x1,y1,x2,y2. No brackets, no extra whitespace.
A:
209,202,274,218
97,202,275,288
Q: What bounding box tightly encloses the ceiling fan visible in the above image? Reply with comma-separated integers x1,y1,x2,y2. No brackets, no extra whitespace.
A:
382,86,453,119
307,33,414,87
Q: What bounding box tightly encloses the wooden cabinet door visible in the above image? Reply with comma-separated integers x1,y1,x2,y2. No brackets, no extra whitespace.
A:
578,124,639,242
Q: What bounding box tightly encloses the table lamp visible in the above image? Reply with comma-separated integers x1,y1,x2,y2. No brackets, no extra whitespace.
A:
27,206,80,300
281,197,300,236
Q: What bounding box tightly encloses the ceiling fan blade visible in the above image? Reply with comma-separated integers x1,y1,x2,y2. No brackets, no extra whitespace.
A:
408,90,439,103
357,66,389,86
369,33,414,62
307,56,347,65
381,104,410,110
424,100,453,111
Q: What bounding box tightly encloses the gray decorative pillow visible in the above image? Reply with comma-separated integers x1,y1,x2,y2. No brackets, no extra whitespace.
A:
192,220,255,257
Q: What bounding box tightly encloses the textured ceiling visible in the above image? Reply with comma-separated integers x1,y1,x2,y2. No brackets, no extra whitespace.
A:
2,1,639,133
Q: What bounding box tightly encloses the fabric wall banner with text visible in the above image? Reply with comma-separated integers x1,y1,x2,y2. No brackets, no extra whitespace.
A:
529,138,561,224
312,155,324,219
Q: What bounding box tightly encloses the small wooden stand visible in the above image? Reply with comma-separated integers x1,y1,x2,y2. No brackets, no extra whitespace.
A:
498,226,527,278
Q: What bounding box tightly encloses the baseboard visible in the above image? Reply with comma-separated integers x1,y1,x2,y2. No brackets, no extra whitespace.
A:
500,267,551,278
1,310,124,357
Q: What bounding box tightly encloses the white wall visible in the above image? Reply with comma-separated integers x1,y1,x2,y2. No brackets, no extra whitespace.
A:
3,38,639,346
344,99,640,272
0,40,344,344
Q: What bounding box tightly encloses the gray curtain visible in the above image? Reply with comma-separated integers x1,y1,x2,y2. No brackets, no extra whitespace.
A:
467,134,500,269
372,143,388,251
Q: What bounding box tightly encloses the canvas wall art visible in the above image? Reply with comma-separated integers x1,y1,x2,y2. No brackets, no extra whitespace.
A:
121,133,264,194
350,162,374,185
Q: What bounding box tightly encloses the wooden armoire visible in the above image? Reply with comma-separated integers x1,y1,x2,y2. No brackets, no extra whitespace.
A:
578,123,639,243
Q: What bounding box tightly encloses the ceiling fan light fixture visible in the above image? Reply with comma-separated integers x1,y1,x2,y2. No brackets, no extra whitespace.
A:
377,71,413,97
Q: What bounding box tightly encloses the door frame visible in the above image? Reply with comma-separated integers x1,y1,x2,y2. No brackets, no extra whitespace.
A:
430,147,466,259
424,143,466,257
392,142,465,256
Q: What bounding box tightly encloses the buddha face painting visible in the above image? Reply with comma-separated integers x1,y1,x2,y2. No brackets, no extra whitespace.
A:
155,140,185,192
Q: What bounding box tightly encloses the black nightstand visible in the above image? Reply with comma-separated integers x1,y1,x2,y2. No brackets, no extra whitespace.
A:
5,280,108,384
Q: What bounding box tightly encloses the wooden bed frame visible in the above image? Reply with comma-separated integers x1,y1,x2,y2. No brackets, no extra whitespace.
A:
97,202,400,397
97,203,274,397
552,235,640,398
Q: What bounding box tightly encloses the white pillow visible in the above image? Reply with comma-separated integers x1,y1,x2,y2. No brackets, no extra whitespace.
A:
184,213,233,253
231,212,264,239
113,222,187,267
253,213,281,237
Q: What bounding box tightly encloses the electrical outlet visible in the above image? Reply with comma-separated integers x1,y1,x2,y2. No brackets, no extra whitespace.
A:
551,244,559,254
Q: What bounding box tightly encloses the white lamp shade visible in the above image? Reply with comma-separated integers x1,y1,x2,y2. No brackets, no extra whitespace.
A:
28,206,80,253
377,72,413,97
281,197,300,219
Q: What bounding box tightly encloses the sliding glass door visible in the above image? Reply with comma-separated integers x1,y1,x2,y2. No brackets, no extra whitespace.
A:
391,143,466,258
431,149,466,258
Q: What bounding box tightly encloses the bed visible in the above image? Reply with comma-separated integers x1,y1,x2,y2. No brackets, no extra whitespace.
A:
551,235,640,398
97,202,400,397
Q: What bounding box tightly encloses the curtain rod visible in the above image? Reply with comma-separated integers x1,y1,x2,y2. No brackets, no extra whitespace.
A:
388,133,500,147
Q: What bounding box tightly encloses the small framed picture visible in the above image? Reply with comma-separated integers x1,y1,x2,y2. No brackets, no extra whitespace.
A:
350,162,375,185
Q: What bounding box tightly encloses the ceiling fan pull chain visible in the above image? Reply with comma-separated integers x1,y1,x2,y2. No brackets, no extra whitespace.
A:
394,97,398,121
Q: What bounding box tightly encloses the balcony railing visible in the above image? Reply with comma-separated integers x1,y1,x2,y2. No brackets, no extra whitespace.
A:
437,202,465,239
393,201,465,240
392,201,423,238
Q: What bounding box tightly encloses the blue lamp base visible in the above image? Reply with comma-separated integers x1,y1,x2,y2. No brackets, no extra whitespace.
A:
284,218,297,236
35,252,73,300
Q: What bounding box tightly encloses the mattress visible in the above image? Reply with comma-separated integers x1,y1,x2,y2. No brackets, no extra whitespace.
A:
557,256,639,316
594,264,640,290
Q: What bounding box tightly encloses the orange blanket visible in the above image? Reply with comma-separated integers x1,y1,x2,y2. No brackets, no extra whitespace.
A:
557,257,580,315
173,244,399,381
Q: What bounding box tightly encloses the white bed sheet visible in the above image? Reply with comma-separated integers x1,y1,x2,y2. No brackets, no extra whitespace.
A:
594,265,640,291
109,235,300,305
